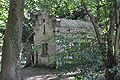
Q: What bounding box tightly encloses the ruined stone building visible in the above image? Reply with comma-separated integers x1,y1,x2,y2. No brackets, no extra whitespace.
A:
33,12,93,66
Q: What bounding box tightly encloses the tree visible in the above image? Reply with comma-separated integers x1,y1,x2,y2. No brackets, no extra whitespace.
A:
82,0,120,80
1,0,24,80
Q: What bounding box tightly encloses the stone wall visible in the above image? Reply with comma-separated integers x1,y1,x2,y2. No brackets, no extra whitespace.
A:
33,12,94,66
33,12,56,66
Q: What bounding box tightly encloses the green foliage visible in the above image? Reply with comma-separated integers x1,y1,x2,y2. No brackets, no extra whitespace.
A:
0,0,119,79
47,29,106,79
24,0,86,20
22,0,120,79
0,0,9,54
0,0,9,31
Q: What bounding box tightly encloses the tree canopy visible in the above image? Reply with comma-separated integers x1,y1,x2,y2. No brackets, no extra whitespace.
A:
0,0,120,80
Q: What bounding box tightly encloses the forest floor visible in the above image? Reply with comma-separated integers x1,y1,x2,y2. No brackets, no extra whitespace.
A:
21,66,79,80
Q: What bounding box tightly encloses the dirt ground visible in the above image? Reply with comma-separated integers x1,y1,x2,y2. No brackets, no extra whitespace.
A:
20,67,77,80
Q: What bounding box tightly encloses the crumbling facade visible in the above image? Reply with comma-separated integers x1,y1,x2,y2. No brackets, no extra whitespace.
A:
33,12,93,66
33,12,56,66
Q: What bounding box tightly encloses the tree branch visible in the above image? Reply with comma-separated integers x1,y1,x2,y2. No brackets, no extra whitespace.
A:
82,3,102,45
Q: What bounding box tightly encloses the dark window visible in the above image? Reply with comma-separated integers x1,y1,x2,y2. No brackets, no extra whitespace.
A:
43,19,45,22
41,43,48,57
43,25,46,34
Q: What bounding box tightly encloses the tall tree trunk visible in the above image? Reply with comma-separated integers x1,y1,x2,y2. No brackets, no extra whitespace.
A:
1,0,24,80
82,0,118,80
105,1,119,79
114,0,120,55
105,25,117,80
105,33,117,80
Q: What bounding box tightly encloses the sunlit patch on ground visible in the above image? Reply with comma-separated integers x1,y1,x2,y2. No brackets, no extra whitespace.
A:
21,67,80,80
24,74,58,80
24,74,76,80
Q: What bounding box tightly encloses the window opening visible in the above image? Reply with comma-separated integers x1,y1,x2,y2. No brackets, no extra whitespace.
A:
41,43,48,57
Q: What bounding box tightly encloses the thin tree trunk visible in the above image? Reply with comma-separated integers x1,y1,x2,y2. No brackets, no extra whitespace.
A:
24,40,32,67
1,0,24,80
105,2,118,79
106,29,117,80
114,0,120,55
82,1,118,80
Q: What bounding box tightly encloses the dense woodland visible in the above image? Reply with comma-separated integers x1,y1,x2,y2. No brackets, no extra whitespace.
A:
0,0,120,80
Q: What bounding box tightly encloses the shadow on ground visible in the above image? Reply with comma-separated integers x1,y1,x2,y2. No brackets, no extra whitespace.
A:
21,67,77,80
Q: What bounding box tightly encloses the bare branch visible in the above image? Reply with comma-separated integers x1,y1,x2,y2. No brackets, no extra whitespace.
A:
82,3,102,45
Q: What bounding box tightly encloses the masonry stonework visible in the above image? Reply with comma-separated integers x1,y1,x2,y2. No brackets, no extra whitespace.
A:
33,12,56,66
33,12,93,66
